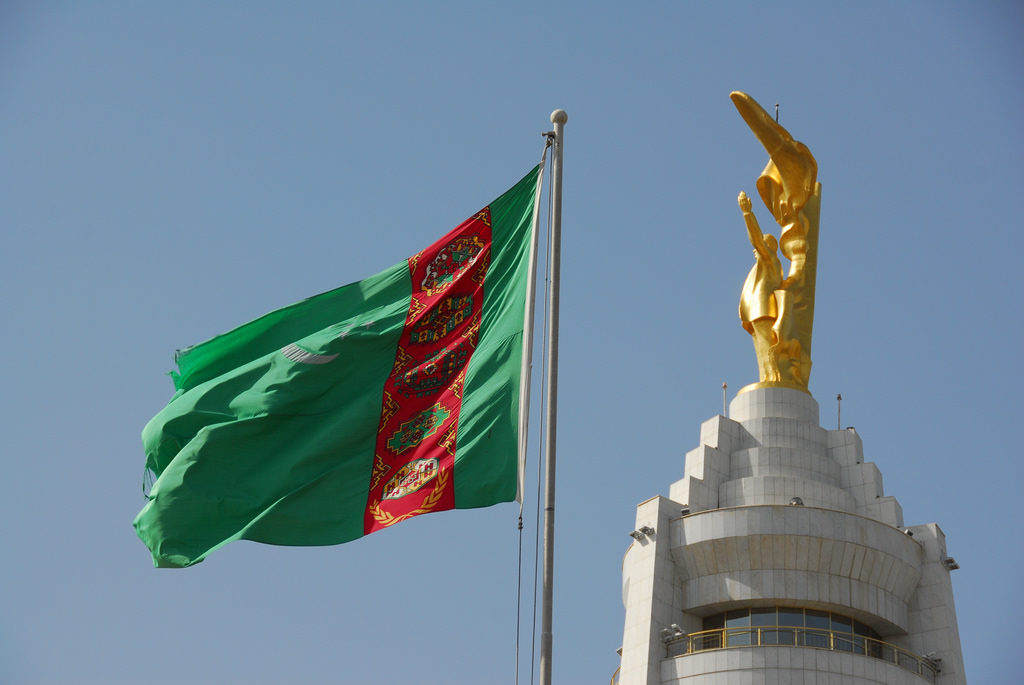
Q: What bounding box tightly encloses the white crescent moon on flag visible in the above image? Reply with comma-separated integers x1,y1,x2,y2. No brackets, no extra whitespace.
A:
280,343,339,365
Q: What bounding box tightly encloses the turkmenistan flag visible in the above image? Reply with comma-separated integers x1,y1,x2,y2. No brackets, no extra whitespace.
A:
134,167,541,568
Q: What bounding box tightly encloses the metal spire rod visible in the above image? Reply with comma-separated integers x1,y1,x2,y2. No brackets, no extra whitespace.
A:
539,108,566,685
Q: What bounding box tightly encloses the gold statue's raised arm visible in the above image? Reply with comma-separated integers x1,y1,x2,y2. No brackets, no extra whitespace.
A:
738,191,783,382
731,91,822,391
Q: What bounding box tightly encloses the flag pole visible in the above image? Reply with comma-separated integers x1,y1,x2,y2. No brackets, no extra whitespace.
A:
539,108,566,685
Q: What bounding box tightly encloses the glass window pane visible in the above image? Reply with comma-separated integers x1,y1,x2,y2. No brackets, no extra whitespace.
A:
774,628,797,646
834,633,855,652
704,613,724,630
726,628,751,646
751,608,776,626
805,610,829,629
803,629,829,648
696,632,721,650
778,608,803,628
897,651,918,671
831,613,852,633
726,609,750,627
854,620,879,639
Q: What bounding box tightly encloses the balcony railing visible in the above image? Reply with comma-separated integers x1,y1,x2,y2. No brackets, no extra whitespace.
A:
665,626,938,682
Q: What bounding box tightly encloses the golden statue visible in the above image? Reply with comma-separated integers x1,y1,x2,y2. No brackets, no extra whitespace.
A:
732,91,821,391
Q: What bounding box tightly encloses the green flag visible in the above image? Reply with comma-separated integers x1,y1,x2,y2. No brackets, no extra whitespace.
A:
134,167,541,568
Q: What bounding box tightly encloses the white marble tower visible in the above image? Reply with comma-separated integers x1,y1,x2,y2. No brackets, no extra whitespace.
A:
616,386,965,685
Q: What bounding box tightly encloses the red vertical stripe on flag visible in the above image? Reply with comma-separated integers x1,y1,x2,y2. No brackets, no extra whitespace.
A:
364,208,493,533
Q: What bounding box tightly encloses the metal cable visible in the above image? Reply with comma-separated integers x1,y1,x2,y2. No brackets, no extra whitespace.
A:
515,136,553,685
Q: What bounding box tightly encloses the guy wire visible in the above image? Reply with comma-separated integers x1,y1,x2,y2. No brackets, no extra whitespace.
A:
516,134,553,685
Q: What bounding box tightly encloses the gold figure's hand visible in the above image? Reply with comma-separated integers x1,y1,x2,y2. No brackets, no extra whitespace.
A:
738,191,752,213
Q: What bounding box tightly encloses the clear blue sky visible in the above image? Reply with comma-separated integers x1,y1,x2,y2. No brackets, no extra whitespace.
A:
2,2,1020,683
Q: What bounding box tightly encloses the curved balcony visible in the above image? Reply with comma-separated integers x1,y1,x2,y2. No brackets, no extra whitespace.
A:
665,626,938,682
669,505,924,630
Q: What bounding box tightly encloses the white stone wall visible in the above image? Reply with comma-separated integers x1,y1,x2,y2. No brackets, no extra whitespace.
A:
617,387,966,685
619,496,688,685
669,506,922,631
829,427,903,526
903,524,966,685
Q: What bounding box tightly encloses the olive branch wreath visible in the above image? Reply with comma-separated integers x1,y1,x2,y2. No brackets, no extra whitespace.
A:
369,466,449,528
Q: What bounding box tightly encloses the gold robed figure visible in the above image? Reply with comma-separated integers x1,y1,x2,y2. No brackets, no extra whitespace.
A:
733,91,821,391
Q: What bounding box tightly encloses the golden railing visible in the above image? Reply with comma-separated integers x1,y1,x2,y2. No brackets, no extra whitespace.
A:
665,626,938,682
